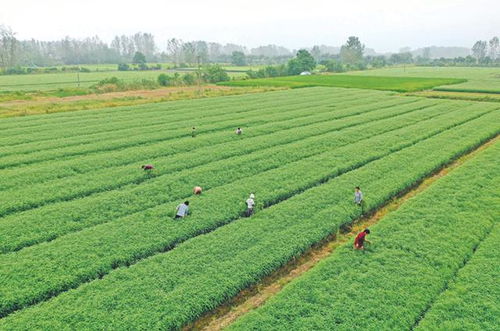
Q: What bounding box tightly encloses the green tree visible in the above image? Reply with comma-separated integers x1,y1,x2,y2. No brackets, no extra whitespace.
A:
231,51,246,66
287,49,316,75
132,51,146,64
324,59,345,72
339,36,365,66
202,64,229,83
472,40,487,63
489,36,499,60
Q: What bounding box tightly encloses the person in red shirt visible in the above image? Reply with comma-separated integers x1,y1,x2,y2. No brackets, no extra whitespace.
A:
141,164,154,171
353,229,371,250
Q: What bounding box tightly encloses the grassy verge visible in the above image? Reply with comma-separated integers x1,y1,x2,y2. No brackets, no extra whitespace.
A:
408,90,500,102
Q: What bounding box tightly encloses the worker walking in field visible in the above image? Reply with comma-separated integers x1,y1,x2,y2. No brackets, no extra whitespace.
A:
353,229,371,250
175,201,190,219
354,186,363,205
245,193,255,217
191,127,196,138
235,127,243,135
354,186,365,213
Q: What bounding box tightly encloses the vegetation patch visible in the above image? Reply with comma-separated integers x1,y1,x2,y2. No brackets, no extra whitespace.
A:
220,74,465,92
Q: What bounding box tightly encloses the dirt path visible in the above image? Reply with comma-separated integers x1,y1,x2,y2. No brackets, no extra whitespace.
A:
185,135,499,331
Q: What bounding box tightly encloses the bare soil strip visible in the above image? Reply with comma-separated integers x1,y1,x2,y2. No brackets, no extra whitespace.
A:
186,135,499,331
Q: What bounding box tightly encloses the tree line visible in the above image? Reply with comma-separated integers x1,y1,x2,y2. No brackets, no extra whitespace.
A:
0,24,498,74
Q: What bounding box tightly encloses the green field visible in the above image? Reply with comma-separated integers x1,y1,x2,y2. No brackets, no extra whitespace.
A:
230,142,499,330
0,69,244,91
348,66,500,93
0,86,498,329
219,74,465,92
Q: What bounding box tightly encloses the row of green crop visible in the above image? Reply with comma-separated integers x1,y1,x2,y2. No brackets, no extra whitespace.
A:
2,87,381,142
416,223,499,330
1,100,497,329
0,85,311,131
2,97,423,192
0,98,428,198
0,90,336,155
0,93,355,168
230,141,499,331
0,88,344,150
0,90,393,170
433,86,500,94
0,100,447,253
1,109,496,319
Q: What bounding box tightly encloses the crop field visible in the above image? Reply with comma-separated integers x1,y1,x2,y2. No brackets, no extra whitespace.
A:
348,66,500,93
219,74,465,92
0,69,244,91
0,85,498,330
230,141,499,330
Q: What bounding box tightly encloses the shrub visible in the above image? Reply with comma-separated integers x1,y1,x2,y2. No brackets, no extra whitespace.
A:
118,64,129,71
157,74,171,86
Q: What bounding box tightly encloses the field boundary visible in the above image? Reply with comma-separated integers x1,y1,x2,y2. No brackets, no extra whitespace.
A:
186,135,499,331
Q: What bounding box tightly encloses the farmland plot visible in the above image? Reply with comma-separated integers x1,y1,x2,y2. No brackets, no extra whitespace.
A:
229,141,499,331
348,66,500,93
0,86,498,329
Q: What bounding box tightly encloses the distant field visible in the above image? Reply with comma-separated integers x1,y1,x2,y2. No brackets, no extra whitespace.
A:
220,74,465,92
0,69,244,91
348,66,500,93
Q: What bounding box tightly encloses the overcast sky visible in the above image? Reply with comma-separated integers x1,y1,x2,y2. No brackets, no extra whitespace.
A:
1,0,499,52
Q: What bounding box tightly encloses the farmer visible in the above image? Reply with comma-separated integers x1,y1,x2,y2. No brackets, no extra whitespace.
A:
354,186,363,205
353,229,371,250
193,186,202,195
235,127,243,135
175,201,190,219
191,127,196,138
141,164,154,172
245,193,255,217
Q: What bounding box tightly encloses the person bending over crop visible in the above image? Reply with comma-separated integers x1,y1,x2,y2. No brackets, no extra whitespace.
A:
354,229,371,250
245,193,255,217
141,164,154,171
175,201,190,219
235,127,243,135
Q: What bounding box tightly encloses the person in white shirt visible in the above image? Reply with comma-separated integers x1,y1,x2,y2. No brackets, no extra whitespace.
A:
175,201,190,219
235,127,243,135
245,193,255,217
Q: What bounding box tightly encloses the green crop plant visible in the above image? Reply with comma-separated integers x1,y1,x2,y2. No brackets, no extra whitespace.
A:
0,106,497,322
230,142,499,331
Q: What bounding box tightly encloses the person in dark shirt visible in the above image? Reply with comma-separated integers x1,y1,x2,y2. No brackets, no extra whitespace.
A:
354,229,371,250
191,127,196,138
